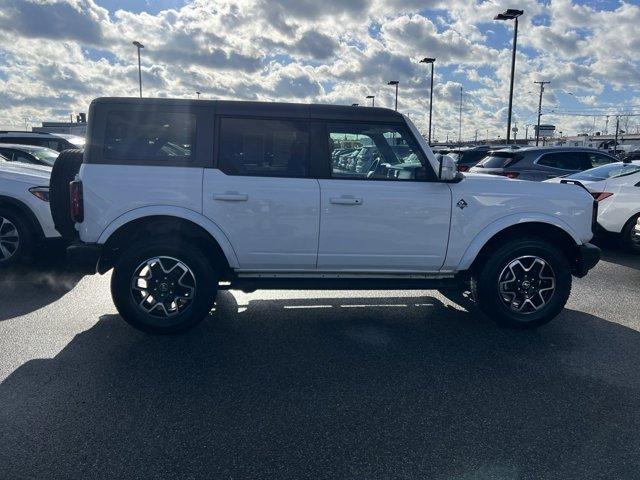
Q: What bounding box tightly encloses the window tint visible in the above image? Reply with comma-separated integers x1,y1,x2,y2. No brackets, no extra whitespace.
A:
104,111,195,162
537,152,589,170
218,118,309,177
328,124,426,180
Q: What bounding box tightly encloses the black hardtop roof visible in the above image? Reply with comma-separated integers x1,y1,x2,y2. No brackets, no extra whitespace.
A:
91,97,405,122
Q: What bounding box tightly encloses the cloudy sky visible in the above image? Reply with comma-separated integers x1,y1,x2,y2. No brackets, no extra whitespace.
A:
0,0,638,141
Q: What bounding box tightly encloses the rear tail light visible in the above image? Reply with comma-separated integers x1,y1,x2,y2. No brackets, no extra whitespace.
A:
457,165,470,172
69,179,84,223
591,192,613,202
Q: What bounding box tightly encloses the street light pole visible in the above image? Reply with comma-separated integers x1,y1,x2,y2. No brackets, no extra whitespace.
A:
494,9,523,145
534,80,550,146
420,57,436,144
132,41,144,98
196,91,201,99
388,81,399,111
366,95,375,107
458,86,463,145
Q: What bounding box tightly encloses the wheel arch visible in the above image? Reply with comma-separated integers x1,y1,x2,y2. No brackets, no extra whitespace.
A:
97,209,239,273
460,218,582,274
0,194,44,240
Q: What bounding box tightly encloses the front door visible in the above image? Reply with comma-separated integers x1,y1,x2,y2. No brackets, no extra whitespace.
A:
318,122,452,271
203,117,320,270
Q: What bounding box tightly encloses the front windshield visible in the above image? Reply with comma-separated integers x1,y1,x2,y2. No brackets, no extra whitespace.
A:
568,162,640,182
29,148,59,166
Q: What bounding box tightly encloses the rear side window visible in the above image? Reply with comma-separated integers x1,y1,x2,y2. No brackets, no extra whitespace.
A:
104,111,196,163
476,153,521,169
218,118,309,178
537,152,590,170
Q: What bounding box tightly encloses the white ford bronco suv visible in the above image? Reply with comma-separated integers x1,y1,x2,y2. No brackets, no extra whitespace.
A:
51,98,600,334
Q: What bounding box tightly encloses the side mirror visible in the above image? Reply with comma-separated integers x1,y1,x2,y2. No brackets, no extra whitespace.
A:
437,154,457,181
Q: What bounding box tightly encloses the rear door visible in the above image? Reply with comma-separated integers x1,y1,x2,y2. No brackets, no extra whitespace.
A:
534,151,587,181
317,122,451,271
203,116,320,270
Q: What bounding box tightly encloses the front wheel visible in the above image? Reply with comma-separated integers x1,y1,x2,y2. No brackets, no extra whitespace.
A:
619,214,640,254
0,208,34,268
472,239,572,329
111,239,218,334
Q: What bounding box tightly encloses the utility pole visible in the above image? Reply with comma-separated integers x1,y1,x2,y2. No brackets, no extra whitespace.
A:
534,81,550,146
605,115,610,135
614,116,620,156
458,86,463,145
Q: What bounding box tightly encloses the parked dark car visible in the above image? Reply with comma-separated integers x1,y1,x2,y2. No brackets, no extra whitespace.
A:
469,147,618,181
448,145,492,172
0,144,59,167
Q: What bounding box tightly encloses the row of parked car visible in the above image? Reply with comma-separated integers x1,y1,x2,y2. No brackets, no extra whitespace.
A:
0,131,84,265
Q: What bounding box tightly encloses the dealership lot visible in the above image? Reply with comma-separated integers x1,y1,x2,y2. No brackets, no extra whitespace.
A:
0,243,639,479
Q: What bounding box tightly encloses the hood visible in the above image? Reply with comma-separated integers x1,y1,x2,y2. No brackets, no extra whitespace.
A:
0,160,51,184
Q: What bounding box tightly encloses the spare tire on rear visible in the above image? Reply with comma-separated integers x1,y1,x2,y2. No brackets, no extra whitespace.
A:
49,149,83,239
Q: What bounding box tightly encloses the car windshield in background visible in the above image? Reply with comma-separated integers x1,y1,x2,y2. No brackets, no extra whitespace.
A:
29,147,59,166
568,162,640,182
475,152,521,169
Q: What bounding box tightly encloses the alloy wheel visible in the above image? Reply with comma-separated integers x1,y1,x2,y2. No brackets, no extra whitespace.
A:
130,256,196,317
498,255,556,314
0,216,20,262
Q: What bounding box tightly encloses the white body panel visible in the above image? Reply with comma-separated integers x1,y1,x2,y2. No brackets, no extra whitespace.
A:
0,161,58,238
202,169,319,269
445,173,594,270
79,164,204,243
317,179,451,271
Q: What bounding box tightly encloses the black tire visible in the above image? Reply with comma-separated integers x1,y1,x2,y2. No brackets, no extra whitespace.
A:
0,207,34,268
619,214,640,254
49,149,83,239
111,239,218,334
472,238,572,329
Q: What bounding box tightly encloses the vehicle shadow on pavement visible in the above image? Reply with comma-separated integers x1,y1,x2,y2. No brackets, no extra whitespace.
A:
1,291,639,479
0,253,83,321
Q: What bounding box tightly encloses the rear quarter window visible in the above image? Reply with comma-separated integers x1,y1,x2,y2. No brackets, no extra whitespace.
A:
104,111,196,163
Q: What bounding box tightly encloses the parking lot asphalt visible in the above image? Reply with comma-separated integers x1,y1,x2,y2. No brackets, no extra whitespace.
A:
1,244,639,480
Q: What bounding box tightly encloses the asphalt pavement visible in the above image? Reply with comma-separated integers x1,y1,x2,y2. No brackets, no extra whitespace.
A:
0,243,639,479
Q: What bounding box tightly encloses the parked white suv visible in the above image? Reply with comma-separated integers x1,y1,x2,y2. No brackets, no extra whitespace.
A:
0,158,58,267
53,98,600,333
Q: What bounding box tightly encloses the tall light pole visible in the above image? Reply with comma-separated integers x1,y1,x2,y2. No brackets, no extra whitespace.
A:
196,91,201,99
132,41,144,98
388,81,399,111
494,9,523,145
366,95,375,107
458,86,463,145
419,57,436,145
534,80,550,146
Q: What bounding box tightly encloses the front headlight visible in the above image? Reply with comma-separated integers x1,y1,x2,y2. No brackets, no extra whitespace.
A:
29,186,50,202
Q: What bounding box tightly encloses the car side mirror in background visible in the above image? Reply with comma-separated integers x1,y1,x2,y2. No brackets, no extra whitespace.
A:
437,154,457,181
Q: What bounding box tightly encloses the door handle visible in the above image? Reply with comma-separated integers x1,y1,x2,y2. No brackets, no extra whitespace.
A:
213,192,248,201
330,196,363,205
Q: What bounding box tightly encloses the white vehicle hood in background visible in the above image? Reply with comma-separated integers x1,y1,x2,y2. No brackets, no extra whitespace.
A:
0,160,51,184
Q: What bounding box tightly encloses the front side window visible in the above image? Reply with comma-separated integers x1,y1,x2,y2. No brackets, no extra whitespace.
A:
218,118,309,177
104,111,195,163
328,124,426,180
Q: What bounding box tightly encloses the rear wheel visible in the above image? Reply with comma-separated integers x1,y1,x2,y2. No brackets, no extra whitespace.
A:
0,208,33,268
472,238,572,329
619,214,640,254
111,239,218,334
